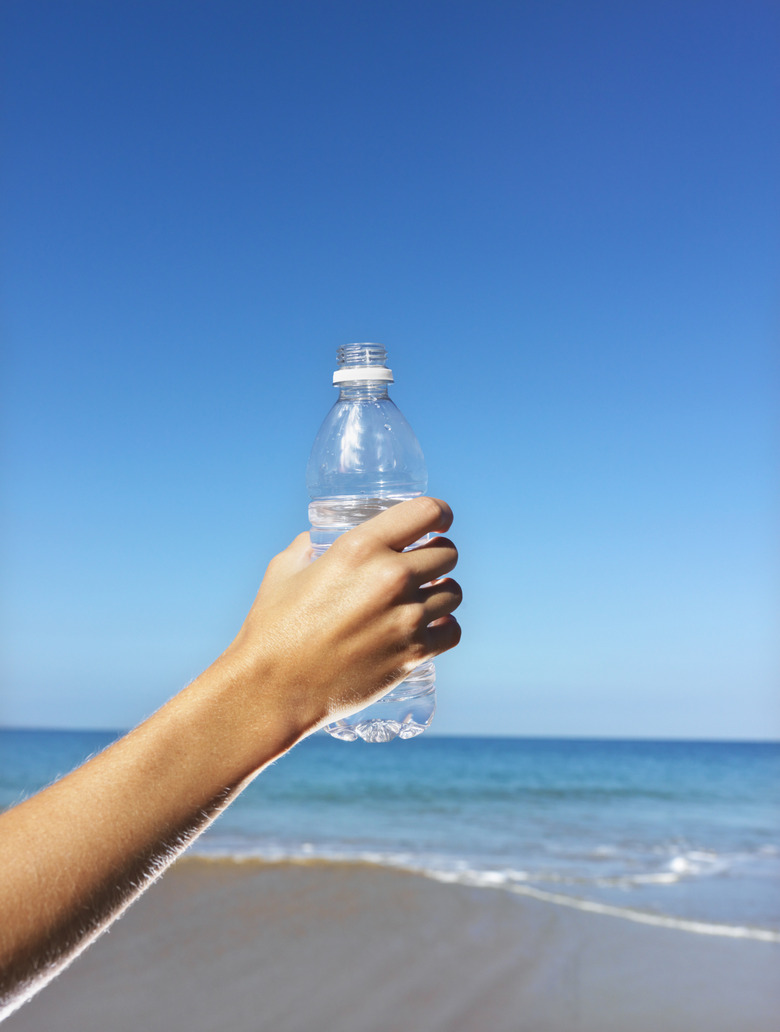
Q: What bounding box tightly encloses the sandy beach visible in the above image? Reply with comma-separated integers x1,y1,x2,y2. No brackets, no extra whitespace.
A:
5,856,778,1032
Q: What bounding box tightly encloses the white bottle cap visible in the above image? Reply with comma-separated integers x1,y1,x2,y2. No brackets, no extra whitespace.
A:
333,366,394,384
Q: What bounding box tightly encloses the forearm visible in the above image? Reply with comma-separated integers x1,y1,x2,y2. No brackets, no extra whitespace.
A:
0,498,461,1019
0,652,304,1017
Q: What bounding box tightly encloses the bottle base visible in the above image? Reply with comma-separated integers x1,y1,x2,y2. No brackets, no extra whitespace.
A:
324,665,436,743
326,716,431,743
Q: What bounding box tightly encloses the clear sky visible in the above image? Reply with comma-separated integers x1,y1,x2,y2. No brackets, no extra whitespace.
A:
1,0,778,738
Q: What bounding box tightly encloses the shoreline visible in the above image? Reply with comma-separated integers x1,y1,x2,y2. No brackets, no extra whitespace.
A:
188,851,780,942
6,856,779,1032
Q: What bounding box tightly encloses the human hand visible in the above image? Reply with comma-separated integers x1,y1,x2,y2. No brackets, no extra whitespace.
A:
0,498,460,1012
226,497,462,742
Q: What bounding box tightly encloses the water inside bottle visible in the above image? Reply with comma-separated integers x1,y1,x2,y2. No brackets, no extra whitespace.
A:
308,495,419,558
308,493,436,741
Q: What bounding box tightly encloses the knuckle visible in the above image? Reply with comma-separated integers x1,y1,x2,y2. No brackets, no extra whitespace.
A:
403,626,431,662
406,601,427,632
415,496,446,526
378,558,413,597
408,641,431,668
390,601,423,645
334,529,373,564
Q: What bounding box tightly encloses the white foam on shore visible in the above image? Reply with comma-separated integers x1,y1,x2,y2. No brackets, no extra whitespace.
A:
188,845,780,944
422,868,780,943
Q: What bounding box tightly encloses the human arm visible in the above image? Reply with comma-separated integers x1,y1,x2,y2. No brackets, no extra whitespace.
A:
0,497,461,1019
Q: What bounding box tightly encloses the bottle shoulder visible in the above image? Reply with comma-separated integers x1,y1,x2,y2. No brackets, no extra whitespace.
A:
307,395,427,499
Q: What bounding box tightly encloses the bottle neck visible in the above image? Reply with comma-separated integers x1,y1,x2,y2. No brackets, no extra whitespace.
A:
334,343,393,396
338,381,390,401
338,343,387,367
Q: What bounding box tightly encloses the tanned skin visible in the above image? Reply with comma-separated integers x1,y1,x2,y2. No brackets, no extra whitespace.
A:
0,497,462,1020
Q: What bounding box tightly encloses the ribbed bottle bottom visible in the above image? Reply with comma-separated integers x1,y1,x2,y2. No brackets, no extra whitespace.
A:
324,664,436,743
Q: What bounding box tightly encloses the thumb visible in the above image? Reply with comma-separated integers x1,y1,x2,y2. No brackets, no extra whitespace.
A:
273,531,313,575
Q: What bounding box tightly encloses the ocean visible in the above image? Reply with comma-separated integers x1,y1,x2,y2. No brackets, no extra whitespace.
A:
1,730,778,941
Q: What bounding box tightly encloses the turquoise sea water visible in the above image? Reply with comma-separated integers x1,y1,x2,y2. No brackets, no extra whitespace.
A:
1,730,778,939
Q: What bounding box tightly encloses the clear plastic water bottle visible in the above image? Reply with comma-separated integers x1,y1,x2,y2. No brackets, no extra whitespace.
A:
307,342,436,743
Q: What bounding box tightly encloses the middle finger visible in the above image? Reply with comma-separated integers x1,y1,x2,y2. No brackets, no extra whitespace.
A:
403,536,458,586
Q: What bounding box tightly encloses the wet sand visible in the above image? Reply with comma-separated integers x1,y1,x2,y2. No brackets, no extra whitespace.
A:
5,857,778,1032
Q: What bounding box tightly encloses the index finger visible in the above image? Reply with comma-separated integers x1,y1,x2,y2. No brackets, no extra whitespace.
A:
361,497,453,551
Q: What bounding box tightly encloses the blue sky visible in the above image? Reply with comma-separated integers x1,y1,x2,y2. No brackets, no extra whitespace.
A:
2,0,777,738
